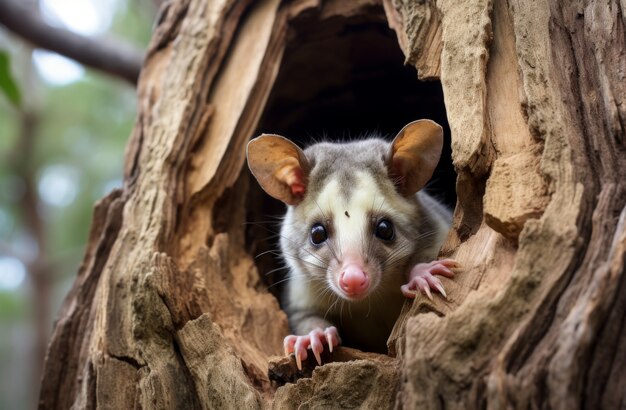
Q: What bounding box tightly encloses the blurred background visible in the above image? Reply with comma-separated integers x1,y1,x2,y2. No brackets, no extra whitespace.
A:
0,0,156,408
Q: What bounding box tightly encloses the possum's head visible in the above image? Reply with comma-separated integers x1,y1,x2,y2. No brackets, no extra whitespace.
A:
247,120,443,301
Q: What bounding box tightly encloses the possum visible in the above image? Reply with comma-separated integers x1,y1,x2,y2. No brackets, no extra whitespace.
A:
246,119,456,369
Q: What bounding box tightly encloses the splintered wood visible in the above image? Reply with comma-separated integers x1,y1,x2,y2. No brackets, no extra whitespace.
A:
39,0,625,409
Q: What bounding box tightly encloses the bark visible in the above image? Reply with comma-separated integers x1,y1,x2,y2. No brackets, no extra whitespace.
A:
39,0,625,409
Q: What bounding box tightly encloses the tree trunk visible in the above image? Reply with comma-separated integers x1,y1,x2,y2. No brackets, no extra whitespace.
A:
39,0,625,408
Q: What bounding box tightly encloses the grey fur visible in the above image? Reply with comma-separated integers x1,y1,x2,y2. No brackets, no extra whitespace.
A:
303,139,389,202
278,138,451,352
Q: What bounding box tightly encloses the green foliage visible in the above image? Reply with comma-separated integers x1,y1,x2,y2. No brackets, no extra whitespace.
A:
111,0,156,47
0,50,21,107
0,290,28,321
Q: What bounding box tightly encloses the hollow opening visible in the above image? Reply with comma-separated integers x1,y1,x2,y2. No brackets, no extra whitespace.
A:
246,6,455,354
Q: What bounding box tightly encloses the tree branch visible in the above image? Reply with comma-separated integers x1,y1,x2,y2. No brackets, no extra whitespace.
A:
0,0,145,84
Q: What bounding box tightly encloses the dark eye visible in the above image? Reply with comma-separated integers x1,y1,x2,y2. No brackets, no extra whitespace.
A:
310,223,328,245
375,219,394,241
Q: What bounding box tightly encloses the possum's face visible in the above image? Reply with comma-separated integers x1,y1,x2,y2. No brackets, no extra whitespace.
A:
286,165,422,301
246,120,444,301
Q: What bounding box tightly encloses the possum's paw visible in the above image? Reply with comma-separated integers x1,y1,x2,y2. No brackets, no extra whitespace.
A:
401,259,459,300
283,326,341,370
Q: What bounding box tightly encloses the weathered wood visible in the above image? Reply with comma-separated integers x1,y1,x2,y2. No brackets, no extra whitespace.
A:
40,0,625,408
392,0,626,408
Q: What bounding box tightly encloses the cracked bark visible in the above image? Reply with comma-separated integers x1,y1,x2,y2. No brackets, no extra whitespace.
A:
39,0,625,408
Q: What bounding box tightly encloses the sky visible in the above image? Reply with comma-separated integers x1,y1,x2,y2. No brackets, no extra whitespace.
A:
34,0,120,85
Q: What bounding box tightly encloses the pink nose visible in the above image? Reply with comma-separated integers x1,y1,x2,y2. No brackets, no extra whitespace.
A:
339,265,369,295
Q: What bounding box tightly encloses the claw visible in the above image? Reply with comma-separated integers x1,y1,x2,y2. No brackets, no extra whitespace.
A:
309,329,324,366
434,283,447,298
405,260,457,301
283,335,296,357
430,263,455,278
423,285,433,300
295,350,303,370
440,258,461,269
327,332,333,352
294,337,309,371
325,327,340,353
313,348,322,366
285,326,341,370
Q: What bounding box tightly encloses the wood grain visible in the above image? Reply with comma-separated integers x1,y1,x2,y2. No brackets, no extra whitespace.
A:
39,0,626,408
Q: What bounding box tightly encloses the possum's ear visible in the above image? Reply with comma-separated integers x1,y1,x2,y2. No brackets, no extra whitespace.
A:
247,134,310,205
388,119,443,196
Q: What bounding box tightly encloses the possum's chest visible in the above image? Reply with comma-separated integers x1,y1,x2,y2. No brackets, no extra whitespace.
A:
325,283,406,352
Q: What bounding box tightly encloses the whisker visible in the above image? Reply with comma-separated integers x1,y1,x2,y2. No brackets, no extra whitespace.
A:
263,266,288,276
324,297,340,321
242,219,283,226
278,234,327,266
382,229,439,269
267,274,317,290
255,249,281,259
